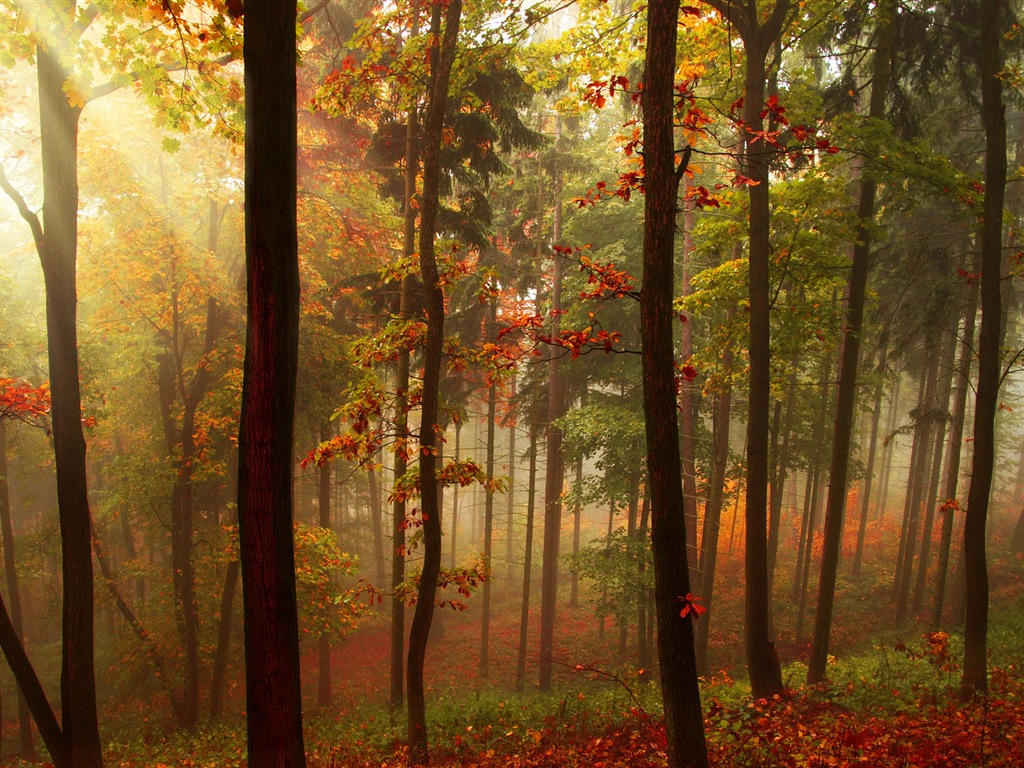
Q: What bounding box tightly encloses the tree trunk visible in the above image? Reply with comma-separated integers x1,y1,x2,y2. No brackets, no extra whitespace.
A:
695,381,732,676
732,3,789,698
807,1,893,683
367,461,387,590
877,375,902,519
515,429,539,692
896,341,940,624
569,451,584,608
0,424,34,759
209,560,240,721
538,184,566,693
480,302,497,678
407,0,461,760
318,422,333,708
912,321,958,614
391,96,418,713
962,0,1005,698
640,0,708,762
853,340,888,576
930,275,976,629
237,2,306,764
506,384,517,583
449,421,461,568
34,27,105,768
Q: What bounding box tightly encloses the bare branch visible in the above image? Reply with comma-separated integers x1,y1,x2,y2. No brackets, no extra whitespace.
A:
0,163,44,253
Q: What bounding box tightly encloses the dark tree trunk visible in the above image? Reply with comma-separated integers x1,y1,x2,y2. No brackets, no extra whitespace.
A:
35,27,104,768
391,98,418,713
927,274,975,631
640,0,708,762
515,429,539,692
449,421,461,569
695,381,732,676
209,560,240,721
853,340,888,577
157,296,219,729
896,342,940,624
318,422,333,708
538,203,566,693
367,462,387,590
962,0,1006,698
569,451,583,608
407,0,461,760
723,0,790,698
506,384,517,583
877,376,902,519
807,2,892,683
238,2,306,765
480,301,498,678
0,591,70,768
913,322,958,614
0,425,34,759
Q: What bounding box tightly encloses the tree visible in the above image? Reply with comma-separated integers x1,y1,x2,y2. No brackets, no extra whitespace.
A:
0,7,104,764
406,0,463,761
702,0,790,699
236,1,306,766
961,0,1006,699
807,0,895,685
639,0,708,763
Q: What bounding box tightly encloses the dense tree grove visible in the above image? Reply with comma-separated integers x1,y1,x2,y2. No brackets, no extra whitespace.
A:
1,1,1024,766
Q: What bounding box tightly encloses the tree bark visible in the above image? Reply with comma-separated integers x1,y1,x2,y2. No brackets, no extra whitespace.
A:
807,0,893,683
407,0,461,760
515,428,539,692
962,0,1006,698
538,180,566,693
238,2,306,764
33,22,104,767
0,424,33,758
640,0,708,762
209,560,240,721
480,304,497,678
853,340,888,577
695,380,732,675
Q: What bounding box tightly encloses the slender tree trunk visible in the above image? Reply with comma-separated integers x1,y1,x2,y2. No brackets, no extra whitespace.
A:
538,181,566,693
730,3,789,697
318,422,333,708
695,382,732,676
962,0,1005,698
641,0,709,761
449,421,461,569
391,96,418,714
912,322,958,614
35,27,104,768
896,342,940,624
807,3,893,682
569,451,584,608
209,560,239,721
877,375,902,519
853,339,888,576
480,303,498,678
367,462,387,590
506,384,517,583
515,430,539,692
894,368,928,597
407,0,461,760
238,2,306,764
930,283,976,630
0,425,33,759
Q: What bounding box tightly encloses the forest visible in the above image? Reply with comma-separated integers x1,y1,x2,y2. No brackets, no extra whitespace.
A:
0,0,1022,766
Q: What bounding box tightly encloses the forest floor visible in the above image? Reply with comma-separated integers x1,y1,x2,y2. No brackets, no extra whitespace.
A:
85,534,1024,768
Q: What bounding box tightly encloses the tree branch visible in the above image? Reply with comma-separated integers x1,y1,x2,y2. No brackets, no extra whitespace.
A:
0,164,45,254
